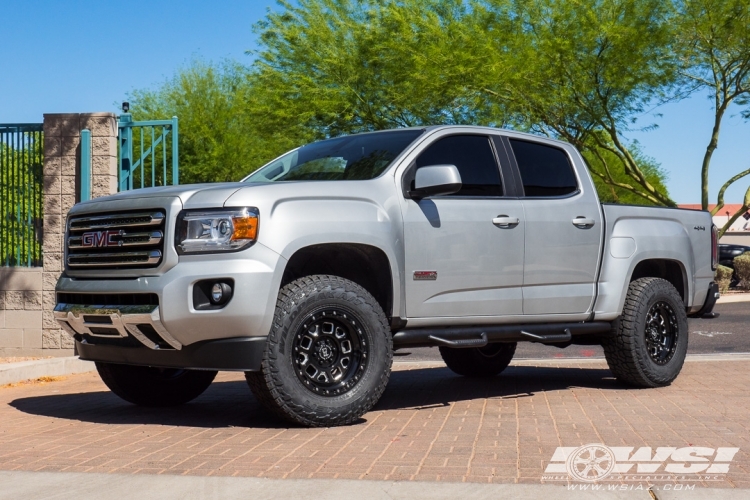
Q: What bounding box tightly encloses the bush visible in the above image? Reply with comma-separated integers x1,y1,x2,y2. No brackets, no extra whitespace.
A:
715,264,733,294
732,252,750,290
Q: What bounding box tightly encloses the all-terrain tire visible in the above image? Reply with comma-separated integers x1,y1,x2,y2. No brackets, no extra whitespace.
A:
439,342,517,377
602,277,688,388
246,275,393,427
96,362,217,406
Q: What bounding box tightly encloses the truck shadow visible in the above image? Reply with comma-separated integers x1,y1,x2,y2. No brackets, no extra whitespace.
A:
9,365,619,429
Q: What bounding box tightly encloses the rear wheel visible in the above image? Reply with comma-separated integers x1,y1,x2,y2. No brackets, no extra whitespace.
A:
439,342,516,377
246,275,392,427
96,362,217,406
602,277,688,387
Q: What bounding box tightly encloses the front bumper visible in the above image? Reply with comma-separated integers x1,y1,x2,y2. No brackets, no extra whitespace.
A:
55,242,285,353
75,336,266,371
54,303,181,350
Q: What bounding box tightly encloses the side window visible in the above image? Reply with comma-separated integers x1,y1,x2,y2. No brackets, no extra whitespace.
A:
509,139,578,197
415,135,503,197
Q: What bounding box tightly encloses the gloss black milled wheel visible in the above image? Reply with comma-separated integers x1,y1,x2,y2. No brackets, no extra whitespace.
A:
293,308,368,396
644,301,678,365
602,277,688,388
246,275,392,427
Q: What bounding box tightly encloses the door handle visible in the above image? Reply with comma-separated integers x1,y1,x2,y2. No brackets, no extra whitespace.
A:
492,215,520,228
572,216,595,228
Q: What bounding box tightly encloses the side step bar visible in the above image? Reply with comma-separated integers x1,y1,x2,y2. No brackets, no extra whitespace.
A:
520,328,572,343
392,322,611,349
428,332,488,348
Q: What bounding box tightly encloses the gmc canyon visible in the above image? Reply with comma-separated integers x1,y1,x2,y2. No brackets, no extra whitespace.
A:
54,126,718,426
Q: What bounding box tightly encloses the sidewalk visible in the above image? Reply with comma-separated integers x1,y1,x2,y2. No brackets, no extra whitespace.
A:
0,357,94,386
3,470,747,500
0,357,747,495
716,292,750,303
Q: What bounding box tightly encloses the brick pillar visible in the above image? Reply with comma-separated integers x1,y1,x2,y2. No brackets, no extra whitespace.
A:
41,113,117,352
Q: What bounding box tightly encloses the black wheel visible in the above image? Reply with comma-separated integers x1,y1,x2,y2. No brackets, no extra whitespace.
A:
602,277,688,388
95,362,217,407
246,275,392,427
439,342,516,377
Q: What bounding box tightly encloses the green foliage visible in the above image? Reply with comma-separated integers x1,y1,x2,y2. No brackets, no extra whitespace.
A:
482,0,678,206
248,0,674,202
715,264,733,294
0,139,43,267
128,60,308,184
584,143,670,205
127,0,676,200
250,0,507,136
674,0,750,235
732,252,750,290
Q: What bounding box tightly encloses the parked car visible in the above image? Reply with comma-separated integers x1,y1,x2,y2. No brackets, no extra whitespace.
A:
53,126,718,427
719,243,750,268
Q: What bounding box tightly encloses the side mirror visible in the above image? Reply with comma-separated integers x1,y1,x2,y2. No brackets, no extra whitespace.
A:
410,164,462,198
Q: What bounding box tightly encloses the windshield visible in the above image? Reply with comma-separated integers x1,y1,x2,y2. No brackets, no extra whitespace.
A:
243,129,424,182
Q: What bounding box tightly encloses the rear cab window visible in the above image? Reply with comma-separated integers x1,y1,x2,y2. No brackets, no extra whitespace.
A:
509,139,578,197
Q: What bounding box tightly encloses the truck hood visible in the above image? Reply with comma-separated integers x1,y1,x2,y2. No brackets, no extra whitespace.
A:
68,179,391,219
74,182,248,210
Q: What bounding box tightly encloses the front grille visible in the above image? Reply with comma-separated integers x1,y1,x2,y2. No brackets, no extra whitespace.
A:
66,210,166,270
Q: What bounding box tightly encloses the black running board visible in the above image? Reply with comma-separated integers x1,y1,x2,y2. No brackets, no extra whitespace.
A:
392,322,611,349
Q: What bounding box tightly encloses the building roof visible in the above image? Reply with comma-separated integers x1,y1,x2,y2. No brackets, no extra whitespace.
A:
678,204,745,214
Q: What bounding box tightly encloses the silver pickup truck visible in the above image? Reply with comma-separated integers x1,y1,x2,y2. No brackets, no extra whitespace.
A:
54,126,718,427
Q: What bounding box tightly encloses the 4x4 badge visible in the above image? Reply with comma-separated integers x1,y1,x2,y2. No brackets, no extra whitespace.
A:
413,271,437,281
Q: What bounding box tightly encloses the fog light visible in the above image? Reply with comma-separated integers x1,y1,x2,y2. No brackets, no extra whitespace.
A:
211,283,224,303
193,279,234,310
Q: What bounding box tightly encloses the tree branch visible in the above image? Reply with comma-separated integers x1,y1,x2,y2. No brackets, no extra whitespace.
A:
712,167,750,216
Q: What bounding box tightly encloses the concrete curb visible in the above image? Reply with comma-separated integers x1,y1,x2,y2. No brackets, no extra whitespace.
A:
1,470,719,500
0,356,95,386
3,352,749,385
394,352,750,367
716,293,750,303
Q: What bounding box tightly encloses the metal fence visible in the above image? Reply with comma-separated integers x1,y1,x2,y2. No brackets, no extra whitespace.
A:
0,124,43,267
118,114,178,191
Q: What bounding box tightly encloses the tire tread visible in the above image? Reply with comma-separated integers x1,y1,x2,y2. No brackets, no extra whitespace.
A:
602,277,688,388
246,275,392,427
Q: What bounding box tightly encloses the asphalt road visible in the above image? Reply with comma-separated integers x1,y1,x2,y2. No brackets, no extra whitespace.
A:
397,301,749,362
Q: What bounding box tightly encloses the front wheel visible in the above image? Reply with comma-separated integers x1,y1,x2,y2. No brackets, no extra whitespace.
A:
246,275,393,427
96,362,217,406
602,277,688,388
439,342,516,377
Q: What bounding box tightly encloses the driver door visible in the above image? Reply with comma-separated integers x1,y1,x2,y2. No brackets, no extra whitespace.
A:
403,133,525,319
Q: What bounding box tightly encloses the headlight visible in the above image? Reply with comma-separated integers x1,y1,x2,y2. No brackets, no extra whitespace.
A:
176,208,258,253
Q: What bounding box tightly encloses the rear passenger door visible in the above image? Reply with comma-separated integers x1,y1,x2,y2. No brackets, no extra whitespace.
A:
504,137,603,315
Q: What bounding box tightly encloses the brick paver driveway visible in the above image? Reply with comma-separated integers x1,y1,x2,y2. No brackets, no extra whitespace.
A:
1,358,748,489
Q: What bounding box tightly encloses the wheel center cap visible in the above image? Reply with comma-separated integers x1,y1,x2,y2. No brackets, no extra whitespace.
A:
314,339,337,366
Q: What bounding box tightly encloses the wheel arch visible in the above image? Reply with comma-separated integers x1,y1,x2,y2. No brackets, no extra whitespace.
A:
629,258,688,304
280,243,394,318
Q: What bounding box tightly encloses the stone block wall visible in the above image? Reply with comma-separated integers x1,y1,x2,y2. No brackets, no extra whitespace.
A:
0,268,44,356
0,113,118,357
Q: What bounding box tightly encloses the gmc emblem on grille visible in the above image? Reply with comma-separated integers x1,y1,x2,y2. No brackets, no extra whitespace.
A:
81,230,122,247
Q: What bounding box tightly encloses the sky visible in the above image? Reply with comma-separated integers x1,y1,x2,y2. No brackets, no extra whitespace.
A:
2,0,749,204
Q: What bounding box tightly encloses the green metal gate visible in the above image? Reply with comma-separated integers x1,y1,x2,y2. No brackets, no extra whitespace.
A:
117,112,179,191
0,124,43,267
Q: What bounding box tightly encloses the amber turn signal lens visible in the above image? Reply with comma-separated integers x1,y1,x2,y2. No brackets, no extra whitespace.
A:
231,215,258,240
